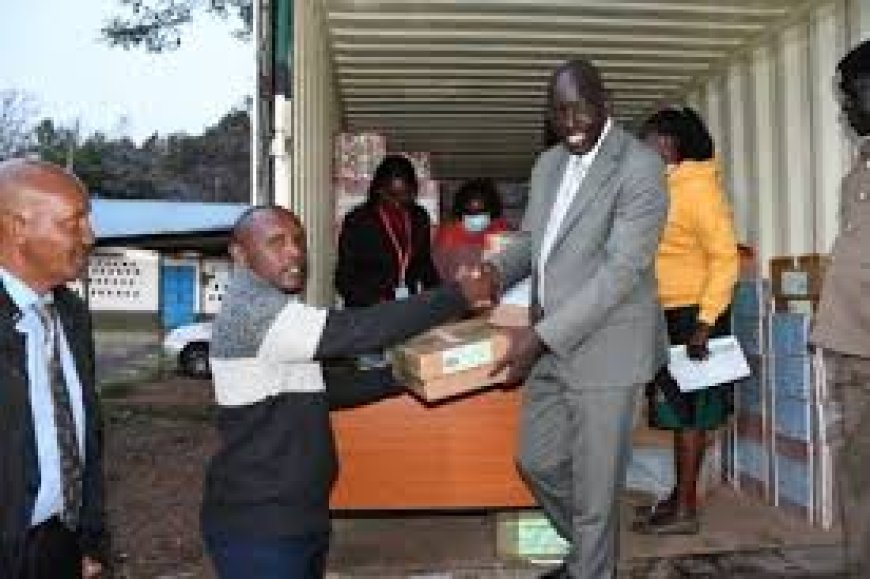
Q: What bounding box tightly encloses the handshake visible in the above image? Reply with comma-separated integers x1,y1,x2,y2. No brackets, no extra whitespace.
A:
453,263,501,312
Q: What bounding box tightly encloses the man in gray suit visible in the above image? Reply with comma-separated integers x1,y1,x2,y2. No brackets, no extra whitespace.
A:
483,59,668,578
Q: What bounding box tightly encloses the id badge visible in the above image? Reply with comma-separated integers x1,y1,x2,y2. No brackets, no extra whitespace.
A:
394,284,410,300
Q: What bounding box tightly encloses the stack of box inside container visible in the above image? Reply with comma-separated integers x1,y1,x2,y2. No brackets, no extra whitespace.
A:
728,275,772,502
727,253,840,528
333,133,440,228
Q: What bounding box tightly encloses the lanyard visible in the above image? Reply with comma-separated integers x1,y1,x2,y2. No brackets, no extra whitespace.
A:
377,207,413,285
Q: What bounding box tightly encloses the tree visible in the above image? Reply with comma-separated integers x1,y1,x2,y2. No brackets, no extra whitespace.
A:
0,90,37,161
102,0,252,52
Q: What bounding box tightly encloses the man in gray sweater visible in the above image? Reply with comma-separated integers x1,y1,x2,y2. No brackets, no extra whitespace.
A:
200,206,488,579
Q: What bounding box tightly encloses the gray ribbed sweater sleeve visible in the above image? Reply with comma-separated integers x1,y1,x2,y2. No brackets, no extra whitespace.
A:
315,284,468,359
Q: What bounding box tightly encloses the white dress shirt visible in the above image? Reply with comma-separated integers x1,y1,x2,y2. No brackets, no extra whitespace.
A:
0,268,86,527
537,119,613,301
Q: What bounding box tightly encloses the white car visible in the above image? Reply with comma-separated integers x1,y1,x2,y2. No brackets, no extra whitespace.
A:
163,322,213,378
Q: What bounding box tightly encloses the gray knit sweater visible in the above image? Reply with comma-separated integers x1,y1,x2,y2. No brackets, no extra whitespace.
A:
201,267,467,538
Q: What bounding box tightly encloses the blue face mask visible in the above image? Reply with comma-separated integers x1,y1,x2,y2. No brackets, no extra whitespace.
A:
462,213,491,233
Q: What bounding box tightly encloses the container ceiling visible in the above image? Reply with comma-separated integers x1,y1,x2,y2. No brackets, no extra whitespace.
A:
325,0,822,181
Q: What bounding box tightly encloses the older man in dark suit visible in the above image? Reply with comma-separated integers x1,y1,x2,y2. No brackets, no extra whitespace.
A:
0,159,107,578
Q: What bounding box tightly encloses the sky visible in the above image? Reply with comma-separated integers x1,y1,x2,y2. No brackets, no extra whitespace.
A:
1,0,255,141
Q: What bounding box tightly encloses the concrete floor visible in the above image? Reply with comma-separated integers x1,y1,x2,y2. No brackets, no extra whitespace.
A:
327,487,843,578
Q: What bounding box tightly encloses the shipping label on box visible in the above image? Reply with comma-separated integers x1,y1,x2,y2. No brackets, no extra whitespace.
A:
770,254,829,298
441,340,493,374
780,270,810,297
391,317,510,381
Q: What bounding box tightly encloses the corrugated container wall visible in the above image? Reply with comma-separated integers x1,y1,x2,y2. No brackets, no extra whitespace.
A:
277,0,339,305
687,0,870,272
280,0,870,300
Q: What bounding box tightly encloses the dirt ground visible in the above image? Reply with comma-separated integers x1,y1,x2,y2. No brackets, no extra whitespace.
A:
103,377,218,578
100,374,845,578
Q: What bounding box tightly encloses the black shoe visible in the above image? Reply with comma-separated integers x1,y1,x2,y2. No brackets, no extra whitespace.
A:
632,508,700,535
539,562,568,578
634,497,676,520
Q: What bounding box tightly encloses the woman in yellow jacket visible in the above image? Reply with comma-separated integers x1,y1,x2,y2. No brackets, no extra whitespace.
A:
635,107,740,535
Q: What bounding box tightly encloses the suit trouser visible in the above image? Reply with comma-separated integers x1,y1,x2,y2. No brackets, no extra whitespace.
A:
827,352,870,577
517,356,640,579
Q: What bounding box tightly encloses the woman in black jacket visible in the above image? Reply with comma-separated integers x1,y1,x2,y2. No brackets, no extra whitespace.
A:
335,155,440,307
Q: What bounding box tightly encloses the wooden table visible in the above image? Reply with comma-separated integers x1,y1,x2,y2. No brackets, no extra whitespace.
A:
330,387,535,510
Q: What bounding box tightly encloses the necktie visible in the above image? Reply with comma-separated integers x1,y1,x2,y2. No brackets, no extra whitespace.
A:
35,301,83,530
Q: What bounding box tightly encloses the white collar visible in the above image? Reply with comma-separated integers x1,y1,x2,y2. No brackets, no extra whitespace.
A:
571,118,613,168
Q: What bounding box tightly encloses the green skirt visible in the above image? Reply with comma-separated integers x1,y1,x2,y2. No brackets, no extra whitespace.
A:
647,305,733,431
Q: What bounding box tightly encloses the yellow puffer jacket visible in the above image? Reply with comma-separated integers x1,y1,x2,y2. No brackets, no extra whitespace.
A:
655,159,739,325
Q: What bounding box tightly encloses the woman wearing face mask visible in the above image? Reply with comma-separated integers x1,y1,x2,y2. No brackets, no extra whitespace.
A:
433,178,511,281
634,107,739,535
336,154,440,307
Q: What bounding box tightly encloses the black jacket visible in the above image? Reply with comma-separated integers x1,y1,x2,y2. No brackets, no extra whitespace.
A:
0,283,108,575
335,202,440,307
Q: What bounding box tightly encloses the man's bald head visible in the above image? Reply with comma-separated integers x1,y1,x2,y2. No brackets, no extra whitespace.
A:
0,158,94,293
0,158,87,217
229,205,308,294
548,59,608,109
546,58,610,155
230,206,301,247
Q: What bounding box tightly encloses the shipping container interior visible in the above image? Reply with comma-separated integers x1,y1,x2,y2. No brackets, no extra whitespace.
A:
265,0,870,304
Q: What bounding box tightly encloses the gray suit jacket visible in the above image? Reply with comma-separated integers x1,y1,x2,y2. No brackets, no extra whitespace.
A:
490,124,669,387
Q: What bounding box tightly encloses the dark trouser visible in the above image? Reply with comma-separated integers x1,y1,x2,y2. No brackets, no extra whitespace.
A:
20,517,82,579
828,352,870,577
203,525,329,579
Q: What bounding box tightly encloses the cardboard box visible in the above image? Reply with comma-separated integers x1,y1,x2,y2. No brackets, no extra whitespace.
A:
405,363,510,403
769,254,829,299
334,132,386,179
772,355,813,399
394,151,432,180
392,317,511,401
495,510,568,561
771,313,811,357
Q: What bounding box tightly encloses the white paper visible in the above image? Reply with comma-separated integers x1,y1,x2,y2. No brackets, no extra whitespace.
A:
668,336,750,393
